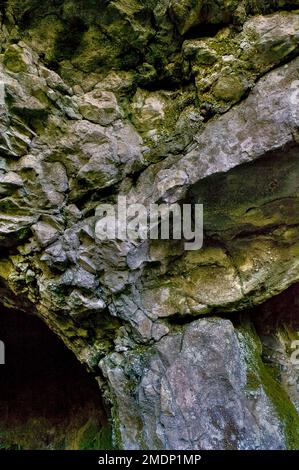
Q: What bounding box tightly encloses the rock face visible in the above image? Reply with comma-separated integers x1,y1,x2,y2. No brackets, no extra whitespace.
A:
0,307,112,450
0,1,299,450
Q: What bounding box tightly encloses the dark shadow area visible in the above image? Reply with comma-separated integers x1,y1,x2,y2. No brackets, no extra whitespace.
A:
0,0,7,14
54,17,88,61
183,22,227,40
0,308,112,450
253,283,299,335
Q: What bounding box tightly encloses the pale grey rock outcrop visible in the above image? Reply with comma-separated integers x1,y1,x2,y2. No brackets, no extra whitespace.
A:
102,318,288,450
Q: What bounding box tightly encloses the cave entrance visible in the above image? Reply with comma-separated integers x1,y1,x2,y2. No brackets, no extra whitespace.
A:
0,308,112,450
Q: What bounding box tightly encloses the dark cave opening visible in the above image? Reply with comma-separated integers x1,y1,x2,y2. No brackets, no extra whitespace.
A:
252,283,299,335
0,308,112,450
182,22,228,40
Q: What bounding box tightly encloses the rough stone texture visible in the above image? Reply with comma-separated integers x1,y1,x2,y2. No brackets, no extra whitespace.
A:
0,1,299,450
102,317,297,450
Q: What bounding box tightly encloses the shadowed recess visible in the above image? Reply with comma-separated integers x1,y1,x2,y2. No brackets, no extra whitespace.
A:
0,308,113,450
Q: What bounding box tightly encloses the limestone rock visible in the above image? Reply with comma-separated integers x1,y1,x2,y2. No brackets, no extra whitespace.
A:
79,90,123,126
102,318,298,449
0,1,299,451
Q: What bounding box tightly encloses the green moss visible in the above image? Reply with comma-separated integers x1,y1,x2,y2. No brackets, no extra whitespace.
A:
3,45,28,73
78,421,113,450
1,420,113,450
261,362,299,449
237,321,299,449
110,401,123,450
213,74,246,103
0,419,66,450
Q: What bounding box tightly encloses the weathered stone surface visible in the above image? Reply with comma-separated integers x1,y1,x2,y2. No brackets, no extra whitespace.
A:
0,1,299,451
102,317,299,449
78,90,122,126
132,55,299,205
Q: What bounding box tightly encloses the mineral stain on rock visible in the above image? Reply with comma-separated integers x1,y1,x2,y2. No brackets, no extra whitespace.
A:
0,0,299,450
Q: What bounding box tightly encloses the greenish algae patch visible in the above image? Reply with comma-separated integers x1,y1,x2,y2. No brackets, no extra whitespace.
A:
67,418,113,450
0,413,114,450
237,320,299,450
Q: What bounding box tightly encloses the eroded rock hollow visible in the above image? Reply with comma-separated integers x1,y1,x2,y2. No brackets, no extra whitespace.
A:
0,307,112,450
0,0,299,450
